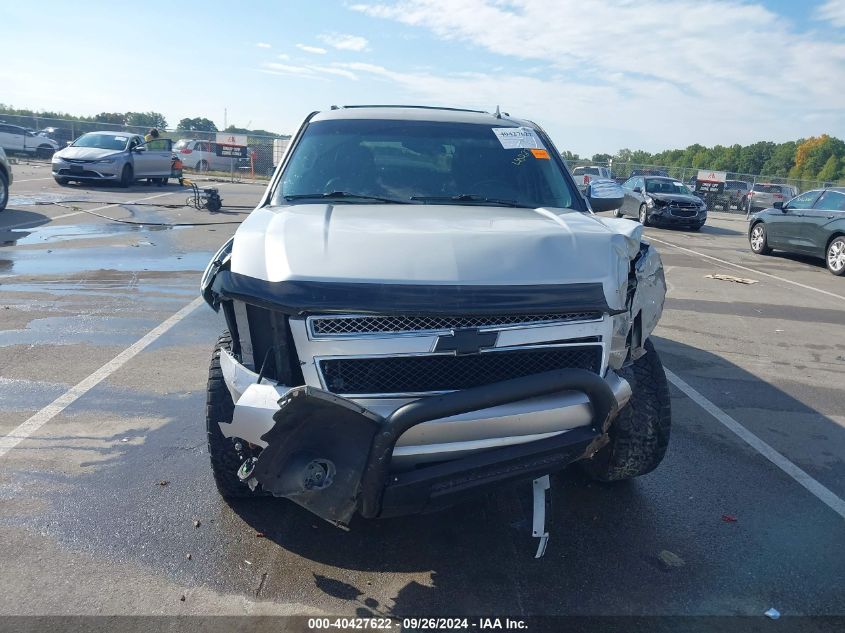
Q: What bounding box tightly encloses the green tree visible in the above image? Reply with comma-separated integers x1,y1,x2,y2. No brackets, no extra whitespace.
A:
817,155,840,183
94,112,126,125
125,111,167,129
591,153,612,164
178,117,218,132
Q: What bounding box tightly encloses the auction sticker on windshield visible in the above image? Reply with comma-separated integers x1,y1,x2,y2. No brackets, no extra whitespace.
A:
492,127,544,149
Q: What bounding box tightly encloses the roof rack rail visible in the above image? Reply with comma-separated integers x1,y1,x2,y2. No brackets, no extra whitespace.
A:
333,104,490,114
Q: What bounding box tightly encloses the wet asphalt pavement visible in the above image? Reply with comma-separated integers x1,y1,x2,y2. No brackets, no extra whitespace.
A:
0,162,843,628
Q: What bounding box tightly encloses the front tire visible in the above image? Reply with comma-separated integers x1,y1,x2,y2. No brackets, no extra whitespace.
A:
581,339,671,482
119,164,133,188
53,176,69,187
207,332,262,498
749,222,772,255
826,236,845,276
613,206,624,218
0,171,8,211
639,204,650,226
36,145,54,159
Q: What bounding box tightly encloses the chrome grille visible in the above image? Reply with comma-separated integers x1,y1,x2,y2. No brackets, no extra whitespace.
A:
310,313,602,337
318,345,602,395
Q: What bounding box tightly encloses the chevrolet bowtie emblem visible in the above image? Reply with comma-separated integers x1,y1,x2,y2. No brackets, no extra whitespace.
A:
434,328,498,356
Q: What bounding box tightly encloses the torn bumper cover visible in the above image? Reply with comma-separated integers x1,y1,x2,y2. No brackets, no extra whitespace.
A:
252,369,618,527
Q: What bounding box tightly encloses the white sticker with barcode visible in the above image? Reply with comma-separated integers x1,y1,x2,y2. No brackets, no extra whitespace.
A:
492,127,544,149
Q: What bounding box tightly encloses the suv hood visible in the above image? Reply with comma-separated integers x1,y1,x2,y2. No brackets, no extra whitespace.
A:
55,146,125,161
230,204,644,312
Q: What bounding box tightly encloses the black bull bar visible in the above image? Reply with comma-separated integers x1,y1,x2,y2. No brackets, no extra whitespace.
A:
253,369,618,527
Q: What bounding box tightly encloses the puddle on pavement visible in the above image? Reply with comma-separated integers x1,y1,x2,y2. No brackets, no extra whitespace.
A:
0,314,158,348
0,247,212,278
0,223,185,247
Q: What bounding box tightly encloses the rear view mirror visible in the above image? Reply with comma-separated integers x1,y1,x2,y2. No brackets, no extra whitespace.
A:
774,201,784,210
587,179,625,213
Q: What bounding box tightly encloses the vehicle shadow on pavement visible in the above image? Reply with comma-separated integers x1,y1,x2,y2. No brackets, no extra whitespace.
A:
35,338,845,616
0,209,51,229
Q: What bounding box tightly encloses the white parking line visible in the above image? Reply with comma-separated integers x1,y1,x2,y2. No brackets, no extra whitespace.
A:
665,367,845,520
2,191,180,231
12,177,54,182
647,236,845,303
0,297,204,459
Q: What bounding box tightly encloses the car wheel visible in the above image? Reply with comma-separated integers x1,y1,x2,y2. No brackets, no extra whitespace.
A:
826,236,845,276
197,160,210,172
613,206,624,218
749,222,772,255
53,177,69,187
638,204,649,226
35,145,55,159
119,164,133,188
207,332,266,499
739,196,747,212
0,170,8,212
580,339,671,481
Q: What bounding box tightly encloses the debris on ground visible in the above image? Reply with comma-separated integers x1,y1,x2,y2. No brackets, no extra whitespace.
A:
186,554,192,560
157,480,169,487
244,560,252,565
193,520,201,528
657,550,686,569
764,608,780,620
179,595,186,602
255,532,265,538
705,274,758,284
721,514,738,522
121,438,129,443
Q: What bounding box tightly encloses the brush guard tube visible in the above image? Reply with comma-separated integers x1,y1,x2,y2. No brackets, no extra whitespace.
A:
254,369,618,526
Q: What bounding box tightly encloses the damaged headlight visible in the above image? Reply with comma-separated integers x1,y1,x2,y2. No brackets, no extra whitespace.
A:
201,237,234,309
608,311,632,370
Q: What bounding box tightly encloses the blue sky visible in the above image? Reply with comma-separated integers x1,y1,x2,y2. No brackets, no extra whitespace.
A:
4,0,845,156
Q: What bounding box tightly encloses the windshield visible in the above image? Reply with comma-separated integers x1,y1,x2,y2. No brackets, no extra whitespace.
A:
274,119,578,209
645,179,693,195
72,133,129,151
753,184,784,193
573,166,601,176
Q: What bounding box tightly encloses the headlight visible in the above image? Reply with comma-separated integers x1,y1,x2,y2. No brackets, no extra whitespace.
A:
646,196,654,208
94,158,115,164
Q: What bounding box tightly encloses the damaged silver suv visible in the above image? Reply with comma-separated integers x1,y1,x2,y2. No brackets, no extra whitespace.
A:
200,106,670,539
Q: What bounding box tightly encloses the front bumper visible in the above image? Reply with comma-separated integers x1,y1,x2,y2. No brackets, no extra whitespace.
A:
647,208,706,227
52,160,120,180
247,369,620,526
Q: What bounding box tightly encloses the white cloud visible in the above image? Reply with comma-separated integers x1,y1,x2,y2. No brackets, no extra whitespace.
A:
815,0,845,27
261,62,357,81
349,0,845,152
277,53,290,60
318,33,370,51
255,42,271,49
296,44,328,54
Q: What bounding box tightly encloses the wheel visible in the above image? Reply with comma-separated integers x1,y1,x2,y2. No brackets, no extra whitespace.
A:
0,170,8,211
749,222,772,255
196,160,210,172
613,206,624,218
826,236,845,276
638,203,650,226
207,332,264,498
581,339,671,482
53,177,69,187
739,196,747,212
119,164,133,188
35,145,54,159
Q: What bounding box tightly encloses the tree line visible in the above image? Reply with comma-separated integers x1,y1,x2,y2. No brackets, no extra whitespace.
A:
0,105,285,139
564,135,845,185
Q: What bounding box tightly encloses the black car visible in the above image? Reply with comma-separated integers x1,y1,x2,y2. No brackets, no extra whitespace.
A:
617,176,708,230
749,187,845,276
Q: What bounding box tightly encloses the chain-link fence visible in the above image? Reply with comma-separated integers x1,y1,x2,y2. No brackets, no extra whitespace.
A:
0,113,290,180
565,158,833,215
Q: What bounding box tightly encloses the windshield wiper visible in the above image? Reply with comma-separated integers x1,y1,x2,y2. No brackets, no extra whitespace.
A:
284,191,411,204
411,194,532,208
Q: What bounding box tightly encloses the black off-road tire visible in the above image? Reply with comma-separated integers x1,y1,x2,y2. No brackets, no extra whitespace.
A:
581,339,671,481
207,331,262,498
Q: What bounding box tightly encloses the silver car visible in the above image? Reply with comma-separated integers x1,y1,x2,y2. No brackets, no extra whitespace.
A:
174,138,246,173
747,183,798,213
51,131,173,187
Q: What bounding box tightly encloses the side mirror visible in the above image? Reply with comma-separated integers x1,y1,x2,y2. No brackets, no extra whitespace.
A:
632,186,641,193
587,179,625,213
775,201,784,210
